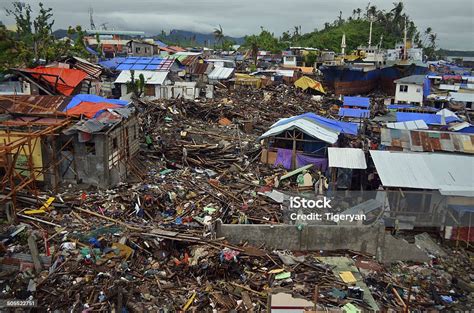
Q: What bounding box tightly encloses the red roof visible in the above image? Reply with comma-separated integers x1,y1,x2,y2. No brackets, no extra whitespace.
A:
65,102,121,118
23,67,88,95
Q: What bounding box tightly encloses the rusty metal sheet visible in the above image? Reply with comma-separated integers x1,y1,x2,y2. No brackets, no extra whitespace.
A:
0,95,70,114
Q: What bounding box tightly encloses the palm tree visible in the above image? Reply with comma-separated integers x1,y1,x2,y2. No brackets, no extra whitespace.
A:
356,8,362,19
213,24,224,48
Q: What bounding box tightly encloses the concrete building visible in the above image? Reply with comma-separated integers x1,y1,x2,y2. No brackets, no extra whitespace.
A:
394,75,425,105
126,40,157,57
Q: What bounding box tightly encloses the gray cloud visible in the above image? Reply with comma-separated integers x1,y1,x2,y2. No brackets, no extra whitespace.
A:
0,0,472,50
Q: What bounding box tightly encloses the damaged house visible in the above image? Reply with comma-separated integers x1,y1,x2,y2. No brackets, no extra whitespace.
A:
0,95,139,194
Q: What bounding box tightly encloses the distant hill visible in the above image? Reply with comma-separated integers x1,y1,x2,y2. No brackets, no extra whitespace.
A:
52,29,69,39
438,49,474,57
154,29,245,46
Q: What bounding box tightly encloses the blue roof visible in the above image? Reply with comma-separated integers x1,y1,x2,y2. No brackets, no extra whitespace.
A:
273,113,359,136
154,40,168,47
86,46,98,56
387,104,417,110
65,94,128,111
343,96,370,108
456,126,474,134
100,57,175,71
338,108,370,118
396,112,460,125
99,57,126,70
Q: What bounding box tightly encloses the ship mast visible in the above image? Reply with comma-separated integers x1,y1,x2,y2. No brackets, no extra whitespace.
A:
368,20,373,47
403,16,407,60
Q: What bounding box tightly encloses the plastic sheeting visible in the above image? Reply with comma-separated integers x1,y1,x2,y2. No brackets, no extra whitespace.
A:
274,148,292,169
294,76,325,94
296,155,327,171
343,96,370,108
65,94,128,111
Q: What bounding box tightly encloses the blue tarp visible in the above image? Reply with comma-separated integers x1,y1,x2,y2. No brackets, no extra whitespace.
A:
86,46,98,56
273,113,359,136
456,126,474,133
65,94,128,111
396,112,460,125
338,108,370,118
343,96,370,108
99,57,126,70
423,76,431,97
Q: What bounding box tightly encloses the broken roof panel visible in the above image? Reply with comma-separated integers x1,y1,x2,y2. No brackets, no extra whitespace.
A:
343,96,370,108
208,67,234,80
370,150,474,196
328,148,367,169
21,67,88,96
114,70,169,85
0,95,71,114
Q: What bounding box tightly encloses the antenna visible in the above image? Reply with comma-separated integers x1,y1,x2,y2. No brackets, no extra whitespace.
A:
89,7,96,30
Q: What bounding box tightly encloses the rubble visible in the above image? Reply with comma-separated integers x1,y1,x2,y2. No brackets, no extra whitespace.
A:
0,85,472,311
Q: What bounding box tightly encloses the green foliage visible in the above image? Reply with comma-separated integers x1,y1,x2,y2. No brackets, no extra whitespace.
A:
243,27,287,61
126,70,146,97
304,52,318,66
0,23,17,71
3,2,91,69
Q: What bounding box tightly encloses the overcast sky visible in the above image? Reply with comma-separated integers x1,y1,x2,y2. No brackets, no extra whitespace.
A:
0,0,473,50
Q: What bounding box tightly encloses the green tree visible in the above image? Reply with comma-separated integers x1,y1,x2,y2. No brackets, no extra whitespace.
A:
126,70,146,97
213,25,224,48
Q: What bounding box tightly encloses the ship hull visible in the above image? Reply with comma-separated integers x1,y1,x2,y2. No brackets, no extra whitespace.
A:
320,66,381,95
380,64,428,95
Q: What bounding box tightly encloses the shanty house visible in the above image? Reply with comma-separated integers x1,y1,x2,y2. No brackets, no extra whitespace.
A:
394,75,426,105
369,150,474,229
114,70,172,100
259,113,358,170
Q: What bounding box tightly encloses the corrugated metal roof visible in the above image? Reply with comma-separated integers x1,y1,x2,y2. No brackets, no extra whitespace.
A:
370,150,474,197
343,96,370,108
381,128,474,154
394,75,425,85
115,57,175,71
0,95,71,114
449,92,474,102
190,63,210,75
208,67,234,80
114,70,169,85
328,148,367,169
259,119,338,144
386,120,428,130
338,108,370,118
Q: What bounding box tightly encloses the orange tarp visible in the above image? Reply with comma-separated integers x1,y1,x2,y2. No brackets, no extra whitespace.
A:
65,102,121,118
24,67,88,96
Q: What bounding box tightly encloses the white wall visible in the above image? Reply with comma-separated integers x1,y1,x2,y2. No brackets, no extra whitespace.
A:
395,83,423,104
283,56,297,67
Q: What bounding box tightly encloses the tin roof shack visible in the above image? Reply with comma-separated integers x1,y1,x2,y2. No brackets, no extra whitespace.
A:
327,147,368,190
369,150,474,229
259,113,358,170
394,75,425,105
63,105,139,187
